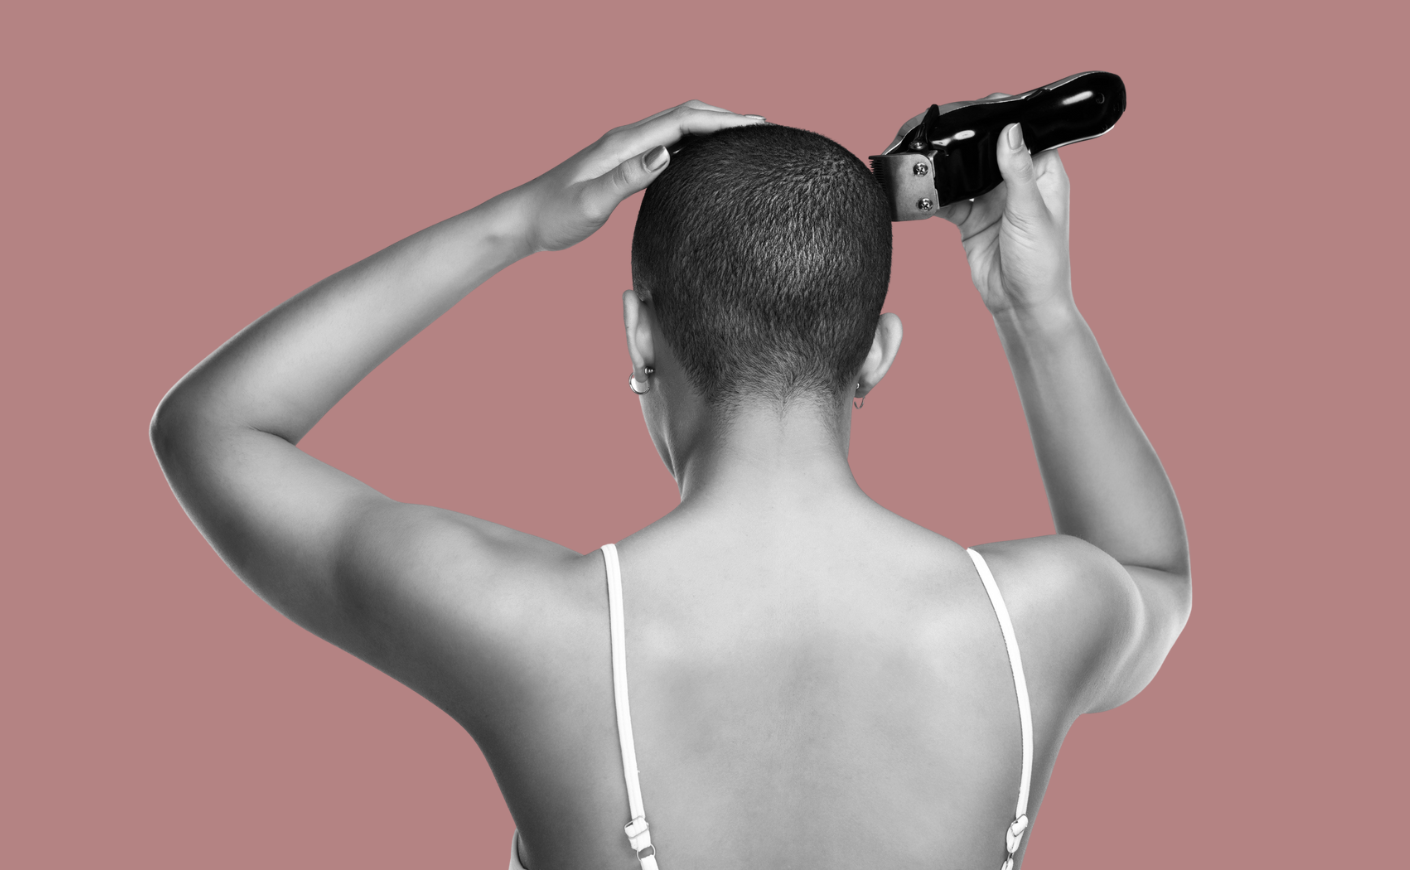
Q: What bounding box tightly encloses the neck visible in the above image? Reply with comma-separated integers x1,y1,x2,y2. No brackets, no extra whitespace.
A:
671,399,863,509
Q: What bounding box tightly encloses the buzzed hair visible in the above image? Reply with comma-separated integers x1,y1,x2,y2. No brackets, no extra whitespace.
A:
631,124,892,412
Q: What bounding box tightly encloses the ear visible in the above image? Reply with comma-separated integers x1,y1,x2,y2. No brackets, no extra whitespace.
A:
855,312,902,398
622,289,656,376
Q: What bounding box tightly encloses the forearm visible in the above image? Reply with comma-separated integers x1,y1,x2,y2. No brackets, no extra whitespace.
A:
996,301,1188,575
157,189,533,443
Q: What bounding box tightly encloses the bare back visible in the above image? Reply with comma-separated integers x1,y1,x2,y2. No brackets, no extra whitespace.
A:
394,501,1117,870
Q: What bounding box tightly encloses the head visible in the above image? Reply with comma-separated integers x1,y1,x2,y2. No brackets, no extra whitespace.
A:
625,123,903,478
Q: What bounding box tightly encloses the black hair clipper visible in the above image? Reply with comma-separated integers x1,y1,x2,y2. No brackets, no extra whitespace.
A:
870,71,1126,220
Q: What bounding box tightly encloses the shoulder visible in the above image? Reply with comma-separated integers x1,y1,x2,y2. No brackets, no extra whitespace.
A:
327,502,606,722
968,535,1137,719
970,534,1131,614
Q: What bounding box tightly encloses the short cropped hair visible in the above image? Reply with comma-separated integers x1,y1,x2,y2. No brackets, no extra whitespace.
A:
631,124,892,411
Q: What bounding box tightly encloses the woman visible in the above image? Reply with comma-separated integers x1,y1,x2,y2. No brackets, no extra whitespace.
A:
152,101,1189,869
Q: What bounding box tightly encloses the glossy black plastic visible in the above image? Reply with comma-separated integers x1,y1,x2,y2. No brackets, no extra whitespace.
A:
874,71,1125,211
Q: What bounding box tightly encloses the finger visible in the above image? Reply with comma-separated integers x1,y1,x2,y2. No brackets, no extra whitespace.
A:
674,99,732,114
629,100,739,128
1032,148,1069,186
958,186,1006,239
1031,149,1070,220
1032,148,1069,191
579,144,672,220
941,186,1006,240
996,123,1047,226
935,200,973,227
604,105,765,163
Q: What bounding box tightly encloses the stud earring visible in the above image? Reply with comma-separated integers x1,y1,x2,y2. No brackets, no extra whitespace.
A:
629,366,655,395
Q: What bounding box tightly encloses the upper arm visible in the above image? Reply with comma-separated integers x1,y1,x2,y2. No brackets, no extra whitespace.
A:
1085,553,1192,712
976,535,1192,716
150,402,576,704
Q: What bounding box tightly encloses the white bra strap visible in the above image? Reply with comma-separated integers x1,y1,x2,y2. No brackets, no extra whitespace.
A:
602,544,660,870
967,548,1033,868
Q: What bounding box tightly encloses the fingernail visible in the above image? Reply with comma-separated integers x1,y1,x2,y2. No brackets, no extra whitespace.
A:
645,145,669,171
1007,123,1024,151
745,114,766,121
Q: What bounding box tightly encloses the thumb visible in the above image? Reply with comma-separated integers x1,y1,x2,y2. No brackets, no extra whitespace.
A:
996,123,1047,224
581,145,670,220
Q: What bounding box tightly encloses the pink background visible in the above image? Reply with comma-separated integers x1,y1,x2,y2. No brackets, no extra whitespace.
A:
3,1,1404,866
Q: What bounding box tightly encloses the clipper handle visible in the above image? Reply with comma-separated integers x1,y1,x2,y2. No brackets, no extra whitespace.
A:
870,71,1126,220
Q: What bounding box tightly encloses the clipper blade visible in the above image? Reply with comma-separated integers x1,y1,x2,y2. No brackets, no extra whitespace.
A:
870,152,940,222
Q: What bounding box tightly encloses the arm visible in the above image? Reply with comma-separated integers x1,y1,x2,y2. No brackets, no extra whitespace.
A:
150,102,764,663
939,118,1191,711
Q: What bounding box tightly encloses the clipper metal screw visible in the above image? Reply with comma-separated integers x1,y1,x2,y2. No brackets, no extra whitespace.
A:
913,162,929,176
917,198,933,211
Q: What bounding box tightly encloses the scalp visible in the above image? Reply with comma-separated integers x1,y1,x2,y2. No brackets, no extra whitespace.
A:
632,124,893,411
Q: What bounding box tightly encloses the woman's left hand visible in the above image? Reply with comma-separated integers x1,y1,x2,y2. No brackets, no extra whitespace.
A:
515,101,765,253
149,99,766,699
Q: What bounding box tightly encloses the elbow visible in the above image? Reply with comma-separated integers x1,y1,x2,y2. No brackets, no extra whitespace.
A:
150,396,173,467
1171,534,1194,632
1161,563,1194,651
1178,563,1194,634
1161,538,1194,635
149,397,171,461
149,384,195,472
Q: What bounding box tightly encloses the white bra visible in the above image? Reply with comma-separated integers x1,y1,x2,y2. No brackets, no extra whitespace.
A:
509,545,1033,870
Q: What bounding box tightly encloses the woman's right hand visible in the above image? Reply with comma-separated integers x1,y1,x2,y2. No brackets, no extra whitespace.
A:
933,96,1074,318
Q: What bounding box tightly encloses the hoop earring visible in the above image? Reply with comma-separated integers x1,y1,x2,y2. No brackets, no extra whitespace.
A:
854,382,864,410
628,366,655,395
